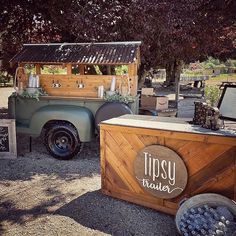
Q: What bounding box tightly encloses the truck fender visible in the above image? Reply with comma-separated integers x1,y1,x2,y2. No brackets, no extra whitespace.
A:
29,105,95,142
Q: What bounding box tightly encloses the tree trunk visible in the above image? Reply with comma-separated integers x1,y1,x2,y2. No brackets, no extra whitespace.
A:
165,61,175,86
165,60,183,86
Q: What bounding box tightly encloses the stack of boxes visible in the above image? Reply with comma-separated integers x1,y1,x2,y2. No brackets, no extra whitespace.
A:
140,88,169,111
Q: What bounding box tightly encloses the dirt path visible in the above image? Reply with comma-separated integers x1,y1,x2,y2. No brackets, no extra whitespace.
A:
0,134,178,236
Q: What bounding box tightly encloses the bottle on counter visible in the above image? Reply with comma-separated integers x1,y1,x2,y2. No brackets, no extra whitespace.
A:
36,75,40,88
28,74,34,87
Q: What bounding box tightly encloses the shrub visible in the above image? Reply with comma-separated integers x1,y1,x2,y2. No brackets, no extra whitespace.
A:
204,85,221,106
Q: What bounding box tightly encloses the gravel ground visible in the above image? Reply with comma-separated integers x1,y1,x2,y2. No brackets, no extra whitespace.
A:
0,134,178,236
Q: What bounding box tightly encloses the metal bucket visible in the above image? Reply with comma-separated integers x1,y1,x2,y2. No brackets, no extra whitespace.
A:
175,193,236,234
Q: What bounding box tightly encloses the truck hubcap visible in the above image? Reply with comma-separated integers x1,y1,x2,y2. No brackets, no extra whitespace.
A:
52,130,74,153
56,135,69,149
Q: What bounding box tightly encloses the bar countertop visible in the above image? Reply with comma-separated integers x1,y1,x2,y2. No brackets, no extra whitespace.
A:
101,114,236,137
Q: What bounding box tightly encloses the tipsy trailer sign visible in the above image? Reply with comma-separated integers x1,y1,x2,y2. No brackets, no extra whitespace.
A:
134,145,188,199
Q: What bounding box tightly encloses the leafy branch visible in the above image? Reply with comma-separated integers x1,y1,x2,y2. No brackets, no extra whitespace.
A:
11,88,48,101
104,93,136,104
204,85,221,106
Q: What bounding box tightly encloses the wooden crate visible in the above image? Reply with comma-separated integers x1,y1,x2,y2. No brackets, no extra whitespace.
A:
100,116,236,215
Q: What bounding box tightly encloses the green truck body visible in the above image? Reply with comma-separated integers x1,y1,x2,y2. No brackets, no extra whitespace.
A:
8,95,139,141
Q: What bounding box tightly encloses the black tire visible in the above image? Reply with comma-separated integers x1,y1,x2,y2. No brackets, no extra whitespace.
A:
44,123,81,160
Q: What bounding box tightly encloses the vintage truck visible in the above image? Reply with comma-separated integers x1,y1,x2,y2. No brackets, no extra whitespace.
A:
9,42,141,159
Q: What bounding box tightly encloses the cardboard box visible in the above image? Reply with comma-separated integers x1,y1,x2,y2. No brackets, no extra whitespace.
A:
141,88,154,96
141,95,168,110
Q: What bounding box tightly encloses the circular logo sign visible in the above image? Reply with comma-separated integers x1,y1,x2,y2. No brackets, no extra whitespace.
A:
134,145,188,199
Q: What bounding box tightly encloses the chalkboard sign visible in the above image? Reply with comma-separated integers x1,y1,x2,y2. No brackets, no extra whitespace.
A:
0,127,9,152
218,85,236,121
0,119,17,158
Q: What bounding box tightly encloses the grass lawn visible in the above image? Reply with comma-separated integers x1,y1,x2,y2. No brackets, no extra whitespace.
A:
206,74,236,86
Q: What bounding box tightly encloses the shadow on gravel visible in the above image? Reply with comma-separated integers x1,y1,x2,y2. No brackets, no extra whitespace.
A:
55,190,178,236
0,134,100,182
0,200,50,224
0,195,68,234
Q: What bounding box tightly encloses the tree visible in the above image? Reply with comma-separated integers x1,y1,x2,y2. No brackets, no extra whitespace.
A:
1,0,235,85
0,0,62,74
128,0,236,85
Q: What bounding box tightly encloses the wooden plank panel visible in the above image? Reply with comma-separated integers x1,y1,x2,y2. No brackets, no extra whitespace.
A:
186,147,236,193
106,145,144,194
39,74,137,97
100,129,106,190
106,131,138,158
163,200,178,210
191,167,235,199
102,187,175,215
177,141,208,160
103,181,165,207
165,138,188,151
205,169,234,192
105,132,144,192
128,63,135,76
171,161,235,203
184,144,232,175
220,185,235,199
35,64,41,74
67,64,72,75
43,89,69,96
105,132,137,173
137,135,159,146
119,133,146,151
101,125,236,214
79,65,84,75
106,162,130,191
68,91,98,97
100,124,236,146
235,157,236,200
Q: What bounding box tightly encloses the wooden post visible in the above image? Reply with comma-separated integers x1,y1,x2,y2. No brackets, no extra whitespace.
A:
107,66,111,75
67,63,72,75
35,64,41,74
18,63,25,67
10,62,14,68
79,64,84,75
174,60,183,109
175,76,180,109
128,63,138,96
29,136,32,152
136,48,141,66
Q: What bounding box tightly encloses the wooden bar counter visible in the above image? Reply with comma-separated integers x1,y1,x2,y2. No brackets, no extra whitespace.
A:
100,115,236,215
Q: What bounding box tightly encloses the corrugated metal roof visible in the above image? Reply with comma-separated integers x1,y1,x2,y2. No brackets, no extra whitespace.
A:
10,41,141,65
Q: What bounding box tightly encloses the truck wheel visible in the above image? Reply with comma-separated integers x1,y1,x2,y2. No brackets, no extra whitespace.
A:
45,123,81,160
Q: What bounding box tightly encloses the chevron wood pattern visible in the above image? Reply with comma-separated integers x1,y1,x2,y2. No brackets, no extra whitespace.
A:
100,124,236,215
